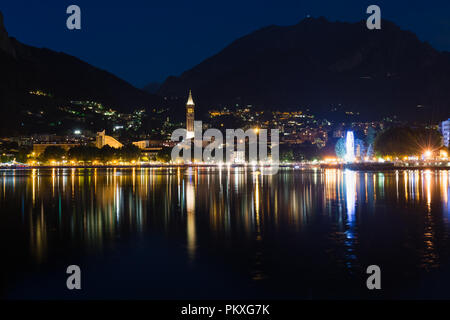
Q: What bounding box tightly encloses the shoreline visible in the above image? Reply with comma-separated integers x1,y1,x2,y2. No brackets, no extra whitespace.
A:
321,163,450,171
0,163,449,171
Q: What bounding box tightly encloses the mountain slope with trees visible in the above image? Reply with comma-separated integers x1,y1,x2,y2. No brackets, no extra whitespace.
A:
0,11,163,135
158,17,450,122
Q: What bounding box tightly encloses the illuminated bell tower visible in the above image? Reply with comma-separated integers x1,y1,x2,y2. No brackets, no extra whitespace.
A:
186,89,195,139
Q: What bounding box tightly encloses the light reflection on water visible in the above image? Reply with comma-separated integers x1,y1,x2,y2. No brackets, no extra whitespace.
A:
1,168,450,298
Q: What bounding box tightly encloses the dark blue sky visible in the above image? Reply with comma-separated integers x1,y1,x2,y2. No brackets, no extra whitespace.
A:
1,0,450,88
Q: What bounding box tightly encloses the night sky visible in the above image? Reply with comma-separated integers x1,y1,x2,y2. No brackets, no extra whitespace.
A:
1,0,450,88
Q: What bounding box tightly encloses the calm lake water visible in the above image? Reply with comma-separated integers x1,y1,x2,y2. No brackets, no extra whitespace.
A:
1,167,450,299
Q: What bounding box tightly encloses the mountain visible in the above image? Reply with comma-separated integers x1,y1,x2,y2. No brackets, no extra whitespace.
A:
0,12,15,57
158,17,450,121
143,82,161,94
0,11,163,135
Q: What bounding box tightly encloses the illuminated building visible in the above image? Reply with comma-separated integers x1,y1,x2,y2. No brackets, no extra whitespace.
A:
132,140,162,160
95,130,123,149
186,90,195,139
440,118,450,147
132,140,149,149
234,150,245,164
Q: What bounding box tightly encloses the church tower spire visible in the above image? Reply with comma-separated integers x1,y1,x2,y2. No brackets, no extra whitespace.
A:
186,90,195,138
187,89,195,106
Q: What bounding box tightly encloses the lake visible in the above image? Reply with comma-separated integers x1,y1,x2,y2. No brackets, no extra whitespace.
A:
1,167,449,299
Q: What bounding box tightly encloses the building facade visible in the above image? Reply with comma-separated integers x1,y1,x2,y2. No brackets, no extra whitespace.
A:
96,130,123,149
440,118,450,147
